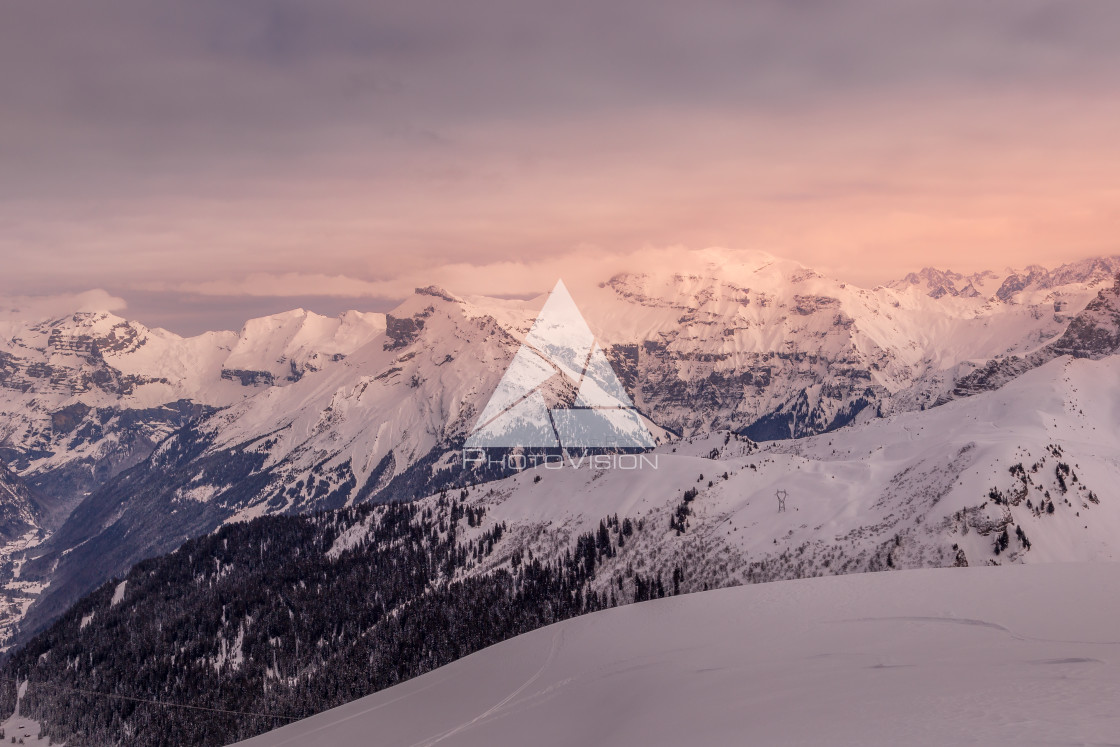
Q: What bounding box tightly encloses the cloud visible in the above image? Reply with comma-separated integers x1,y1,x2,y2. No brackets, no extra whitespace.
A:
0,289,128,321
137,246,791,301
147,273,390,298
3,1,1120,322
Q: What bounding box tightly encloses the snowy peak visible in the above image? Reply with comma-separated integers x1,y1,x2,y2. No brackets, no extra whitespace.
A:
1047,256,1120,286
889,267,995,299
886,257,1120,304
995,264,1054,302
0,303,387,511
199,285,522,506
413,285,462,303
223,308,386,386
5,310,145,360
2,304,387,402
988,256,1120,303
0,310,180,400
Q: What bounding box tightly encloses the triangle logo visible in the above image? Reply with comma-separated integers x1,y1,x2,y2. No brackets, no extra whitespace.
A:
466,280,655,449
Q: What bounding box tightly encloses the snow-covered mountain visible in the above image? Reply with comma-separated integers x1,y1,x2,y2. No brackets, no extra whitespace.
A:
2,253,1119,648
234,562,1120,747
278,350,1118,623
131,252,1120,521
8,346,1120,742
0,307,384,505
466,352,1120,594
4,253,1116,510
949,270,1120,399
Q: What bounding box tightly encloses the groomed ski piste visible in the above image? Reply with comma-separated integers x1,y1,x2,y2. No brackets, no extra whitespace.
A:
236,562,1120,747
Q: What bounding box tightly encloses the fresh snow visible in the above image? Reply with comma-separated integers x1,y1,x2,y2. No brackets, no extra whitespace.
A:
214,625,246,674
222,309,386,385
1,680,52,745
410,353,1120,600
235,562,1120,747
110,580,127,607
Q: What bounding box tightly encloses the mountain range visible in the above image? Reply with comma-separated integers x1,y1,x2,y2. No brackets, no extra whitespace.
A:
2,252,1120,656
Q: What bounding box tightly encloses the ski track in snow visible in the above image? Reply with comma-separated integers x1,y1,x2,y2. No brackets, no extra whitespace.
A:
410,628,566,747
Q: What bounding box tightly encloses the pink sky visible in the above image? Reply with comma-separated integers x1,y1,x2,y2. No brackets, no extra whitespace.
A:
2,2,1119,331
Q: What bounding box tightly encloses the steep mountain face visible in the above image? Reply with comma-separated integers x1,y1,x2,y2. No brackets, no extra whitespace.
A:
0,462,41,544
948,273,1120,400
559,255,1117,439
5,352,1120,746
0,308,385,511
2,254,1119,649
0,462,47,648
1049,273,1120,356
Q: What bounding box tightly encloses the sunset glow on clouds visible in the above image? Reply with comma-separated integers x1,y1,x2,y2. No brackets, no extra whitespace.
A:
138,248,778,300
2,1,1120,331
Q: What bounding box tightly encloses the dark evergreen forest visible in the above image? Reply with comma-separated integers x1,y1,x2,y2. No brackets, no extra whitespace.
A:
0,494,669,746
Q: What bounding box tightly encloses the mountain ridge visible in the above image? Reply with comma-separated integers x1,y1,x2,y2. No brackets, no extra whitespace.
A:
2,254,1119,649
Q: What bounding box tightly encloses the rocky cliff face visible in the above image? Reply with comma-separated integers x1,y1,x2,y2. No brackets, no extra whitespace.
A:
1050,274,1120,358
949,273,1120,401
0,461,42,544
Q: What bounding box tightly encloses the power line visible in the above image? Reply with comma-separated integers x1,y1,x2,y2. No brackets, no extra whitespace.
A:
1,675,297,722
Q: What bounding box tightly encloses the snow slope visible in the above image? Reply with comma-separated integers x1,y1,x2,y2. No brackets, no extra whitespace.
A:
222,309,386,386
0,680,48,745
236,562,1120,747
396,352,1120,608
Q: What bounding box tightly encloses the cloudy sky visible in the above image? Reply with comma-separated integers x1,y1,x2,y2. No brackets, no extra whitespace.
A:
3,1,1119,333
